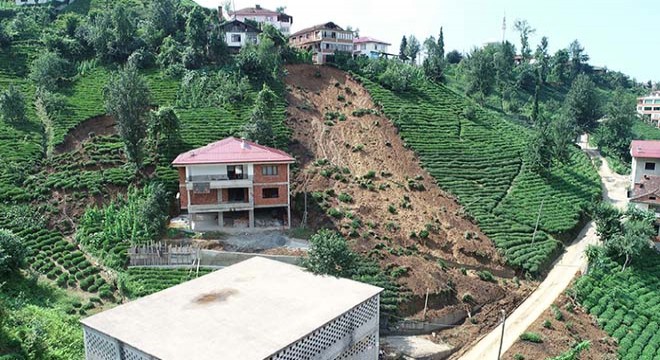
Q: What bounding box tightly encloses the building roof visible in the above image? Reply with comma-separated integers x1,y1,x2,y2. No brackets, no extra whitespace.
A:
353,37,390,45
218,19,261,33
81,257,382,360
172,137,294,166
231,5,283,17
290,22,346,37
631,174,660,201
631,140,660,159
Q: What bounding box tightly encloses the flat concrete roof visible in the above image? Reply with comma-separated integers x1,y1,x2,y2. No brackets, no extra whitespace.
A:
81,257,382,360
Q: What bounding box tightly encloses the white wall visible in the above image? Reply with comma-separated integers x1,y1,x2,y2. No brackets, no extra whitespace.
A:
234,15,291,34
632,157,660,185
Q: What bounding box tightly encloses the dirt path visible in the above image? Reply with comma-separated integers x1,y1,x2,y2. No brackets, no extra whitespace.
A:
455,142,629,360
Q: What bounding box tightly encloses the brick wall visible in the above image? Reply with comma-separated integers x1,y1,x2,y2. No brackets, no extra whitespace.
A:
178,168,188,209
253,164,288,184
254,184,288,207
191,189,218,205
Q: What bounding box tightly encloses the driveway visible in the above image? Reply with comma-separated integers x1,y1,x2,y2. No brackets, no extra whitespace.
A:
456,143,629,360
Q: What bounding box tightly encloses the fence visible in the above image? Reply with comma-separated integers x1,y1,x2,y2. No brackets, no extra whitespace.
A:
128,242,199,266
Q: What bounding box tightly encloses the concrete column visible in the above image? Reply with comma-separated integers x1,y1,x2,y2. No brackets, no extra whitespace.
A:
249,210,255,228
218,212,224,227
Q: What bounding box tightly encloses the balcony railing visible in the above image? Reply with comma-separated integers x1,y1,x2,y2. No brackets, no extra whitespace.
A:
188,200,253,212
187,174,253,182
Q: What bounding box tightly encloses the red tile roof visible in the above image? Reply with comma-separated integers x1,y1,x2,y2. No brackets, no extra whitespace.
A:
631,174,660,201
172,137,294,166
231,6,279,16
631,140,660,159
353,37,390,45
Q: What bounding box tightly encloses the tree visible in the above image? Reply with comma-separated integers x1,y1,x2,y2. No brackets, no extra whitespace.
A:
405,35,421,64
446,50,463,64
241,84,276,146
0,85,26,124
492,42,515,109
564,74,600,133
149,106,180,157
526,118,553,174
550,113,577,163
463,47,495,103
109,4,139,61
535,36,550,84
237,36,282,82
186,6,207,50
29,51,72,90
378,61,423,91
549,48,570,85
302,229,357,278
514,19,536,61
157,35,182,67
595,90,634,160
275,6,286,13
0,229,26,275
143,0,178,48
568,40,589,77
398,36,408,61
593,203,623,243
594,205,655,270
423,35,444,82
104,63,151,169
437,27,445,59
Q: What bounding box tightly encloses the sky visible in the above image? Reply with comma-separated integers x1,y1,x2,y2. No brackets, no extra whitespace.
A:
194,0,657,82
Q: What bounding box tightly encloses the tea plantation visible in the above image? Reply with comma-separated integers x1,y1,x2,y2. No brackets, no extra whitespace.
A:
359,76,601,273
576,251,660,360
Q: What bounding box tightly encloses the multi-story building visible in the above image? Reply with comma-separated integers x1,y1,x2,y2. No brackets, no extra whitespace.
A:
172,137,295,231
14,0,74,5
637,91,660,126
81,257,383,360
219,19,261,51
629,140,660,249
289,22,354,64
353,37,391,59
230,4,293,35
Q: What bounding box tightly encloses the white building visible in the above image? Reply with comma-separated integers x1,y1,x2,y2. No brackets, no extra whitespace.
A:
81,257,383,360
630,140,660,250
637,91,660,126
14,0,74,5
218,19,261,51
230,4,293,35
353,37,391,59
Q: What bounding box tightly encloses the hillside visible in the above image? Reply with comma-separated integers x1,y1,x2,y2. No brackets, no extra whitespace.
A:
355,72,601,274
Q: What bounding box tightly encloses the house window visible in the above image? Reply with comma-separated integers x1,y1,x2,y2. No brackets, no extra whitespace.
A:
650,196,657,200
231,34,242,43
360,44,366,50
262,188,279,199
262,165,278,176
646,162,656,171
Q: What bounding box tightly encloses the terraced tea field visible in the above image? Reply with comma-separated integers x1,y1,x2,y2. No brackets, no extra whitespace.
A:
576,251,660,360
359,77,600,273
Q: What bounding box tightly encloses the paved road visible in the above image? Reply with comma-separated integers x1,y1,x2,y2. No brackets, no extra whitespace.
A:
457,145,629,360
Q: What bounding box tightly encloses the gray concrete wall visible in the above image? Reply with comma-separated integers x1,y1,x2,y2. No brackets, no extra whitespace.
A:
199,249,301,267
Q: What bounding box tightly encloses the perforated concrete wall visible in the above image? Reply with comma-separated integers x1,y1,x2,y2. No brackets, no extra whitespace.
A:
83,295,380,360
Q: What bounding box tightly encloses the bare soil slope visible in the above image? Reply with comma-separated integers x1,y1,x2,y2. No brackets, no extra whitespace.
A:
284,64,532,346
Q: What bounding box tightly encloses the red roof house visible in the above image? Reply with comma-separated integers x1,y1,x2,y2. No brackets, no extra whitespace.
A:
631,140,660,159
172,137,295,231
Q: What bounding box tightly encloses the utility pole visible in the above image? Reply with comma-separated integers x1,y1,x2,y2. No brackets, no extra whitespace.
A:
497,309,507,360
422,288,430,320
531,198,545,244
501,13,507,43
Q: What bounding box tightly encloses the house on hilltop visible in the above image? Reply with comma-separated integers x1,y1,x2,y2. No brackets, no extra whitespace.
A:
230,4,293,35
81,257,383,360
14,0,74,6
289,22,354,64
218,19,261,51
172,137,295,231
636,91,660,127
353,37,391,59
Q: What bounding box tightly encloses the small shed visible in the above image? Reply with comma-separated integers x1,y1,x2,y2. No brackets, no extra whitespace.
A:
81,257,382,360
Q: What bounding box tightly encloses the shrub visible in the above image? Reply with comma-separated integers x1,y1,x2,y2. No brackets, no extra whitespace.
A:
477,270,495,282
338,193,353,203
363,170,376,179
302,229,357,278
520,332,543,343
387,204,397,214
513,354,525,360
0,229,26,275
418,230,430,239
543,319,553,329
462,293,474,303
551,304,564,321
327,208,344,219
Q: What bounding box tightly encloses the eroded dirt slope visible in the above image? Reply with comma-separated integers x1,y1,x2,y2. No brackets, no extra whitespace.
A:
284,64,532,346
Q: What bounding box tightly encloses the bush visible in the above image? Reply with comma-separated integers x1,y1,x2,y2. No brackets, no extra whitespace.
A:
477,270,495,282
302,229,357,278
0,229,26,275
520,332,543,343
29,51,73,90
0,85,26,124
377,61,423,92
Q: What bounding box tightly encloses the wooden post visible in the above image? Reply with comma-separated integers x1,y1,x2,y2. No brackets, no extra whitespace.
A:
422,288,430,321
531,198,545,245
497,309,507,360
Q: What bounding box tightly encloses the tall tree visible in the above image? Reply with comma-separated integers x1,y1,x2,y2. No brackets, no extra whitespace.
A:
464,47,495,104
550,113,577,163
526,117,553,174
144,0,177,47
186,6,208,50
549,48,570,85
535,36,550,84
437,27,445,59
0,85,26,124
149,106,180,157
104,63,151,169
492,42,515,109
568,40,589,77
423,36,444,82
29,51,72,90
564,74,600,133
595,90,634,160
110,4,138,61
514,19,536,61
302,229,357,278
241,84,276,146
405,35,421,64
0,229,26,275
399,36,408,61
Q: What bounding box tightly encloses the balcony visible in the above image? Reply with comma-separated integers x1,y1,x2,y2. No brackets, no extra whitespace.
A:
188,200,253,213
186,174,253,189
